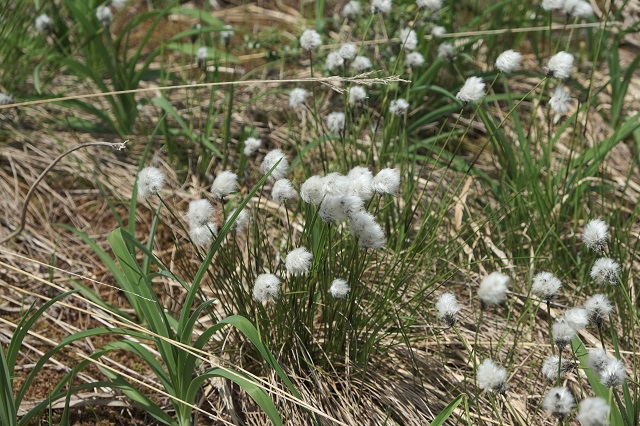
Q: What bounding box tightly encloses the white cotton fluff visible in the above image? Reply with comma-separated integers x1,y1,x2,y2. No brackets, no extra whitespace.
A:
137,167,166,198
599,358,626,388
542,0,565,10
285,247,313,276
226,207,248,232
96,5,113,27
587,348,610,375
564,0,593,18
351,56,372,72
477,359,508,393
339,43,358,60
211,170,237,198
190,222,217,247
399,28,418,51
342,1,362,18
186,199,214,228
319,196,348,224
417,0,442,11
272,179,297,204
35,14,53,33
552,317,576,351
437,43,455,61
564,307,589,330
496,50,522,73
477,271,509,307
349,211,386,249
549,86,572,114
300,176,326,205
253,274,280,303
349,85,367,106
111,0,129,8
371,0,392,13
542,355,575,380
584,294,613,327
326,112,346,133
576,397,610,426
243,137,262,156
389,99,409,116
436,292,460,327
546,51,574,79
320,173,347,197
220,25,234,46
583,219,608,252
405,51,425,68
543,387,575,419
531,271,562,301
261,149,289,180
330,278,350,298
326,51,345,72
456,76,486,103
197,47,208,66
300,29,322,50
338,195,365,217
289,88,308,109
372,168,400,195
347,167,374,200
590,258,620,285
431,26,446,38
0,94,13,106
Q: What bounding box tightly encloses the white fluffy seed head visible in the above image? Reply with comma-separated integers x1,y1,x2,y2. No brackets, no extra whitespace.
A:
243,137,262,156
546,51,574,80
339,43,358,60
405,51,425,68
549,86,572,114
584,294,613,327
436,292,460,327
197,47,208,65
330,278,350,298
326,51,345,72
599,358,626,388
456,76,486,103
338,195,365,218
431,26,446,38
587,348,610,375
552,317,576,351
542,355,576,380
542,0,565,10
289,88,308,109
253,274,280,303
349,211,386,249
576,397,610,426
300,175,326,205
226,207,248,232
478,271,509,307
531,272,562,301
319,196,348,224
220,25,234,46
96,5,113,27
186,199,214,228
347,167,374,200
437,43,455,61
590,258,620,285
496,50,522,73
300,29,322,50
261,149,289,180
326,112,345,133
543,387,575,419
399,28,418,51
389,99,409,116
564,0,593,18
348,85,367,106
272,179,297,204
371,0,392,13
477,359,508,394
211,170,237,198
190,222,217,247
583,219,608,252
35,14,53,33
417,0,442,11
285,247,313,276
564,307,589,330
351,56,372,72
137,167,166,198
111,0,128,9
0,93,13,106
372,168,401,195
342,0,362,18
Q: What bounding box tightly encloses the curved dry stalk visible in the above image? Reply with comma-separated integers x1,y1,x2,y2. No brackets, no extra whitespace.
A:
0,141,128,246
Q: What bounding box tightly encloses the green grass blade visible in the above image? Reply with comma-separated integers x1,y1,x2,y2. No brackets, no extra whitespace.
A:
429,394,464,426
